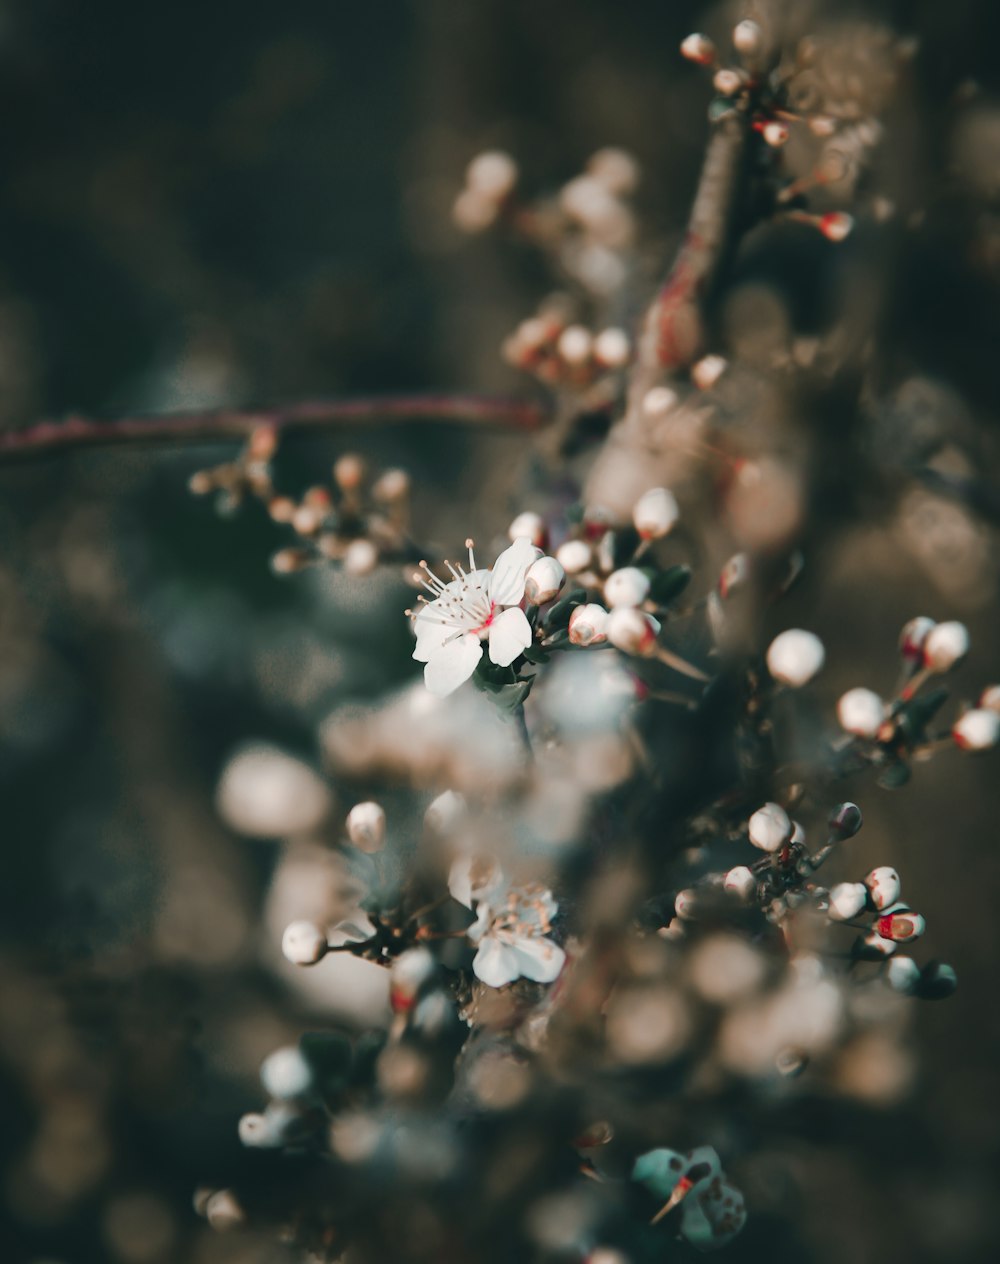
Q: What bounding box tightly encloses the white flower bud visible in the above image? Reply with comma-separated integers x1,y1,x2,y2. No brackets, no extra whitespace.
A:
587,147,640,196
979,684,1000,713
837,687,885,738
508,511,547,548
524,555,566,604
713,68,744,96
593,327,631,368
876,908,925,944
766,629,825,687
453,187,499,232
724,865,756,902
466,150,518,200
762,120,789,147
674,888,699,919
281,920,329,966
952,708,1000,752
205,1190,245,1231
346,801,386,853
642,385,678,416
899,615,935,661
633,487,679,540
260,1046,312,1099
864,867,901,912
372,467,410,502
556,538,592,575
557,324,593,365
691,353,727,389
680,32,716,65
424,789,466,833
859,930,897,958
748,802,792,853
923,620,969,672
733,19,762,54
238,1112,279,1147
569,603,610,646
343,538,379,576
718,552,750,599
828,881,868,921
603,566,651,609
886,955,921,994
607,607,660,656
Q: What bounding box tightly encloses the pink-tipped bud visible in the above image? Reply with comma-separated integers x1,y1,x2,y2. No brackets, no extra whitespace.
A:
569,603,610,646
766,629,825,687
837,687,884,738
718,553,750,599
680,32,716,65
818,211,854,242
899,615,935,661
607,607,660,656
876,907,925,943
952,708,1000,751
762,120,789,147
923,620,969,672
713,68,744,96
828,881,868,921
508,511,547,548
674,888,699,920
333,454,365,493
724,865,756,902
864,866,901,912
346,801,386,853
748,802,792,853
633,487,680,540
829,802,863,839
604,566,651,609
524,555,566,605
390,947,436,1012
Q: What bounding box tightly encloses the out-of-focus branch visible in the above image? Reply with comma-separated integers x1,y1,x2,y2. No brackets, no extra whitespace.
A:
0,393,552,464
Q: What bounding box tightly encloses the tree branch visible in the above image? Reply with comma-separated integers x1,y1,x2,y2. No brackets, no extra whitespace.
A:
0,392,551,464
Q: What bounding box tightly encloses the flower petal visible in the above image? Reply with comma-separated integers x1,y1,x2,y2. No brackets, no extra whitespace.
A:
413,609,454,662
488,605,532,667
510,935,566,983
472,936,522,988
487,537,537,607
423,633,483,697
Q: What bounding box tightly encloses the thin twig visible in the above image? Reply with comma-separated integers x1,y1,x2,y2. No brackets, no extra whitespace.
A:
0,393,551,464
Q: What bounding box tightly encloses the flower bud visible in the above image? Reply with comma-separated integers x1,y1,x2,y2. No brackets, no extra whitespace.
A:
282,920,329,966
633,487,680,540
837,687,884,738
390,947,436,1012
917,960,957,1000
899,615,935,661
333,454,365,493
748,802,792,853
674,888,699,919
680,32,715,65
424,789,466,833
713,68,744,96
766,629,825,687
557,324,593,365
508,511,547,548
524,555,566,604
886,955,921,994
828,881,868,921
733,18,762,52
569,603,610,646
875,907,925,943
979,684,1000,713
593,327,631,367
238,1111,279,1148
923,620,969,672
762,120,789,147
607,607,660,656
642,385,678,416
205,1190,245,1231
864,866,901,912
261,1046,312,1099
856,930,897,959
604,566,651,609
691,353,727,390
346,801,387,853
818,212,853,242
952,708,1000,752
556,538,592,575
724,865,756,902
343,538,379,576
718,552,750,600
466,150,518,200
372,467,410,502
829,802,863,839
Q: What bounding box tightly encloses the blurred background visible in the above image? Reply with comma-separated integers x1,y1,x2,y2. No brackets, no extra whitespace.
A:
1,0,999,1261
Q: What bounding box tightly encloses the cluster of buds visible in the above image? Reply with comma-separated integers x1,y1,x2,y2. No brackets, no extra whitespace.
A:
454,146,640,297
833,617,998,785
188,424,277,513
632,1145,746,1250
502,300,632,391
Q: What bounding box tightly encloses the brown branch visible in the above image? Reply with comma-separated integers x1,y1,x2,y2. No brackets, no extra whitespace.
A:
0,392,551,464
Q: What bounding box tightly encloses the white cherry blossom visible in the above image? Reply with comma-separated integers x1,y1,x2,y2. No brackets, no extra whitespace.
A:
411,537,537,697
467,882,565,988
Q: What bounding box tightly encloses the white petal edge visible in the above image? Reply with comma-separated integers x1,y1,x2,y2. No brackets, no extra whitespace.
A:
488,537,537,607
472,937,522,988
423,634,483,697
488,605,532,667
510,936,565,983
